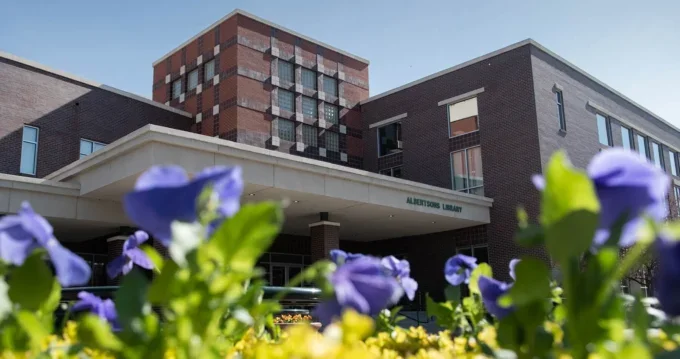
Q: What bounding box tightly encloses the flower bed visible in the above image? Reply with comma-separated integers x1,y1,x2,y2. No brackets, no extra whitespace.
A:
1,149,680,358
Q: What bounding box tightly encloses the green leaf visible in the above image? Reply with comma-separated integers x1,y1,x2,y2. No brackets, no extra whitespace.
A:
468,263,492,295
540,151,599,226
41,278,61,314
497,314,521,352
78,314,123,352
212,202,282,272
15,311,48,348
545,210,598,262
444,285,460,302
507,258,551,306
115,269,148,332
8,253,54,311
425,294,455,328
169,221,204,266
140,244,164,273
0,278,11,323
631,295,649,343
148,260,179,304
515,224,544,247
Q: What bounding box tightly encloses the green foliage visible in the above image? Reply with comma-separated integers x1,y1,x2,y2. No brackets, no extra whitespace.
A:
469,263,492,295
8,252,55,311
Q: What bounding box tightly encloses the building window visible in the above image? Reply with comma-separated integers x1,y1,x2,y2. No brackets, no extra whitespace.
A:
323,76,338,97
636,133,649,158
621,126,633,150
457,245,489,265
325,131,339,152
302,125,317,147
302,68,317,90
556,90,566,131
204,59,215,81
278,90,295,112
379,166,402,178
451,146,484,195
277,119,295,142
378,122,402,157
651,141,664,170
278,60,294,83
670,150,678,177
79,139,106,159
20,126,39,175
596,114,611,146
448,97,479,137
674,186,680,213
324,103,339,124
172,79,182,99
187,69,198,91
302,96,317,118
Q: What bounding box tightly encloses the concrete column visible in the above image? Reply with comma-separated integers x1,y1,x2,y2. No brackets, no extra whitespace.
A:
310,218,340,262
106,235,127,285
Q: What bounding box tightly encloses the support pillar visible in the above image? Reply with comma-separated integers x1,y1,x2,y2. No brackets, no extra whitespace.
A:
106,235,127,285
310,220,340,262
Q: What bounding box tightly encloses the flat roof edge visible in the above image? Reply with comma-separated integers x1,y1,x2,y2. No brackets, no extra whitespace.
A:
151,9,370,67
0,51,192,118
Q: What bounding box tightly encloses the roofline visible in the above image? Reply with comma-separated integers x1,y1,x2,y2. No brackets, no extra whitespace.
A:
152,8,370,67
0,51,192,118
361,38,680,136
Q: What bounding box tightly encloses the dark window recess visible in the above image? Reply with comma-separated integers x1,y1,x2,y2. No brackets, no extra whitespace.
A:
556,90,566,131
378,122,402,156
379,166,402,178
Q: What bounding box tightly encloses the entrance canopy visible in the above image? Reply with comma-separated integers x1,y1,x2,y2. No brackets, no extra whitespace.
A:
2,125,493,241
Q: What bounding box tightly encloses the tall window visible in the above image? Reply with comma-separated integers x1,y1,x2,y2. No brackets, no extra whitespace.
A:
669,150,678,177
278,60,294,83
451,146,484,195
278,90,295,112
379,166,402,178
302,68,317,90
20,126,39,175
448,97,479,137
187,69,198,91
651,141,664,170
636,133,649,158
301,96,317,118
378,122,402,157
674,186,680,214
80,139,106,159
556,90,566,131
172,79,182,99
621,126,633,150
323,76,338,97
325,131,339,152
302,125,317,147
277,119,295,142
204,59,215,81
596,114,611,146
324,103,339,125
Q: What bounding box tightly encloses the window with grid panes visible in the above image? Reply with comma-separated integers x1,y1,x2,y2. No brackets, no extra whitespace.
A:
302,125,317,147
80,139,106,159
324,103,338,124
302,68,317,90
277,119,295,142
323,76,338,96
278,60,294,83
187,69,198,91
20,126,39,175
302,96,317,118
451,146,484,195
172,79,182,99
325,131,339,152
278,90,295,112
204,59,215,81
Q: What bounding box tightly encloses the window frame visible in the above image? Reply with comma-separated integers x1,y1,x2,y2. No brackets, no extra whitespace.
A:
635,133,650,159
301,68,317,90
447,97,480,139
325,131,339,152
171,78,182,99
204,59,215,82
450,145,484,195
277,119,296,142
301,96,318,118
187,68,199,91
596,113,612,146
323,103,339,125
302,124,318,147
323,76,338,97
651,140,665,170
669,150,678,177
20,125,39,175
556,90,567,131
379,166,403,178
278,60,295,84
620,125,634,151
376,122,402,158
79,138,106,159
278,89,295,112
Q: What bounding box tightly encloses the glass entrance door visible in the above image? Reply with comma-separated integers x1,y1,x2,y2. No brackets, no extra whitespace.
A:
269,264,303,286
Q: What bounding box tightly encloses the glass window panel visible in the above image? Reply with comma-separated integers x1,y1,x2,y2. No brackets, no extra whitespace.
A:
392,167,402,178
449,116,478,137
652,141,664,169
278,90,295,112
270,254,303,264
302,68,317,89
172,79,182,99
596,114,610,146
467,146,483,189
670,151,678,177
23,126,38,142
636,134,648,158
277,119,295,142
80,140,93,157
278,60,294,83
379,168,391,175
271,266,285,286
325,131,339,152
20,142,37,175
323,76,338,96
458,248,473,257
187,69,198,91
378,122,401,156
288,266,302,286
93,142,105,152
469,187,485,196
324,103,338,124
473,247,489,264
204,59,215,81
621,126,632,150
451,151,467,190
301,96,317,118
449,98,479,136
302,125,317,147
556,91,566,130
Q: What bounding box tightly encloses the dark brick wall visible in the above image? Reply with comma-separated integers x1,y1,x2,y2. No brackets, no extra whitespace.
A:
0,58,193,178
310,224,340,261
360,44,547,280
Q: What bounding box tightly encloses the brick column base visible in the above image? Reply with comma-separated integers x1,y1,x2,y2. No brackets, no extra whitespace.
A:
107,236,127,285
310,221,340,262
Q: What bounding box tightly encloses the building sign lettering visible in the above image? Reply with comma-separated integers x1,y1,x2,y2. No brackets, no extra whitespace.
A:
406,197,463,213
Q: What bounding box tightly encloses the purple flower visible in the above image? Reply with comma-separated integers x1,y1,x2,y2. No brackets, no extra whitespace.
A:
329,249,364,265
478,276,514,319
382,255,418,301
654,235,680,316
0,202,90,287
534,149,669,247
124,165,243,246
106,231,154,278
509,259,520,281
72,291,120,331
444,254,478,286
314,257,402,324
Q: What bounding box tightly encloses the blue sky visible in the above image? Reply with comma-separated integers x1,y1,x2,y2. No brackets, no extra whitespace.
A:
2,0,679,125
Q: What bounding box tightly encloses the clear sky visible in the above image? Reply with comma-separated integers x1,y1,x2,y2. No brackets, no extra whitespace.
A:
2,0,679,125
